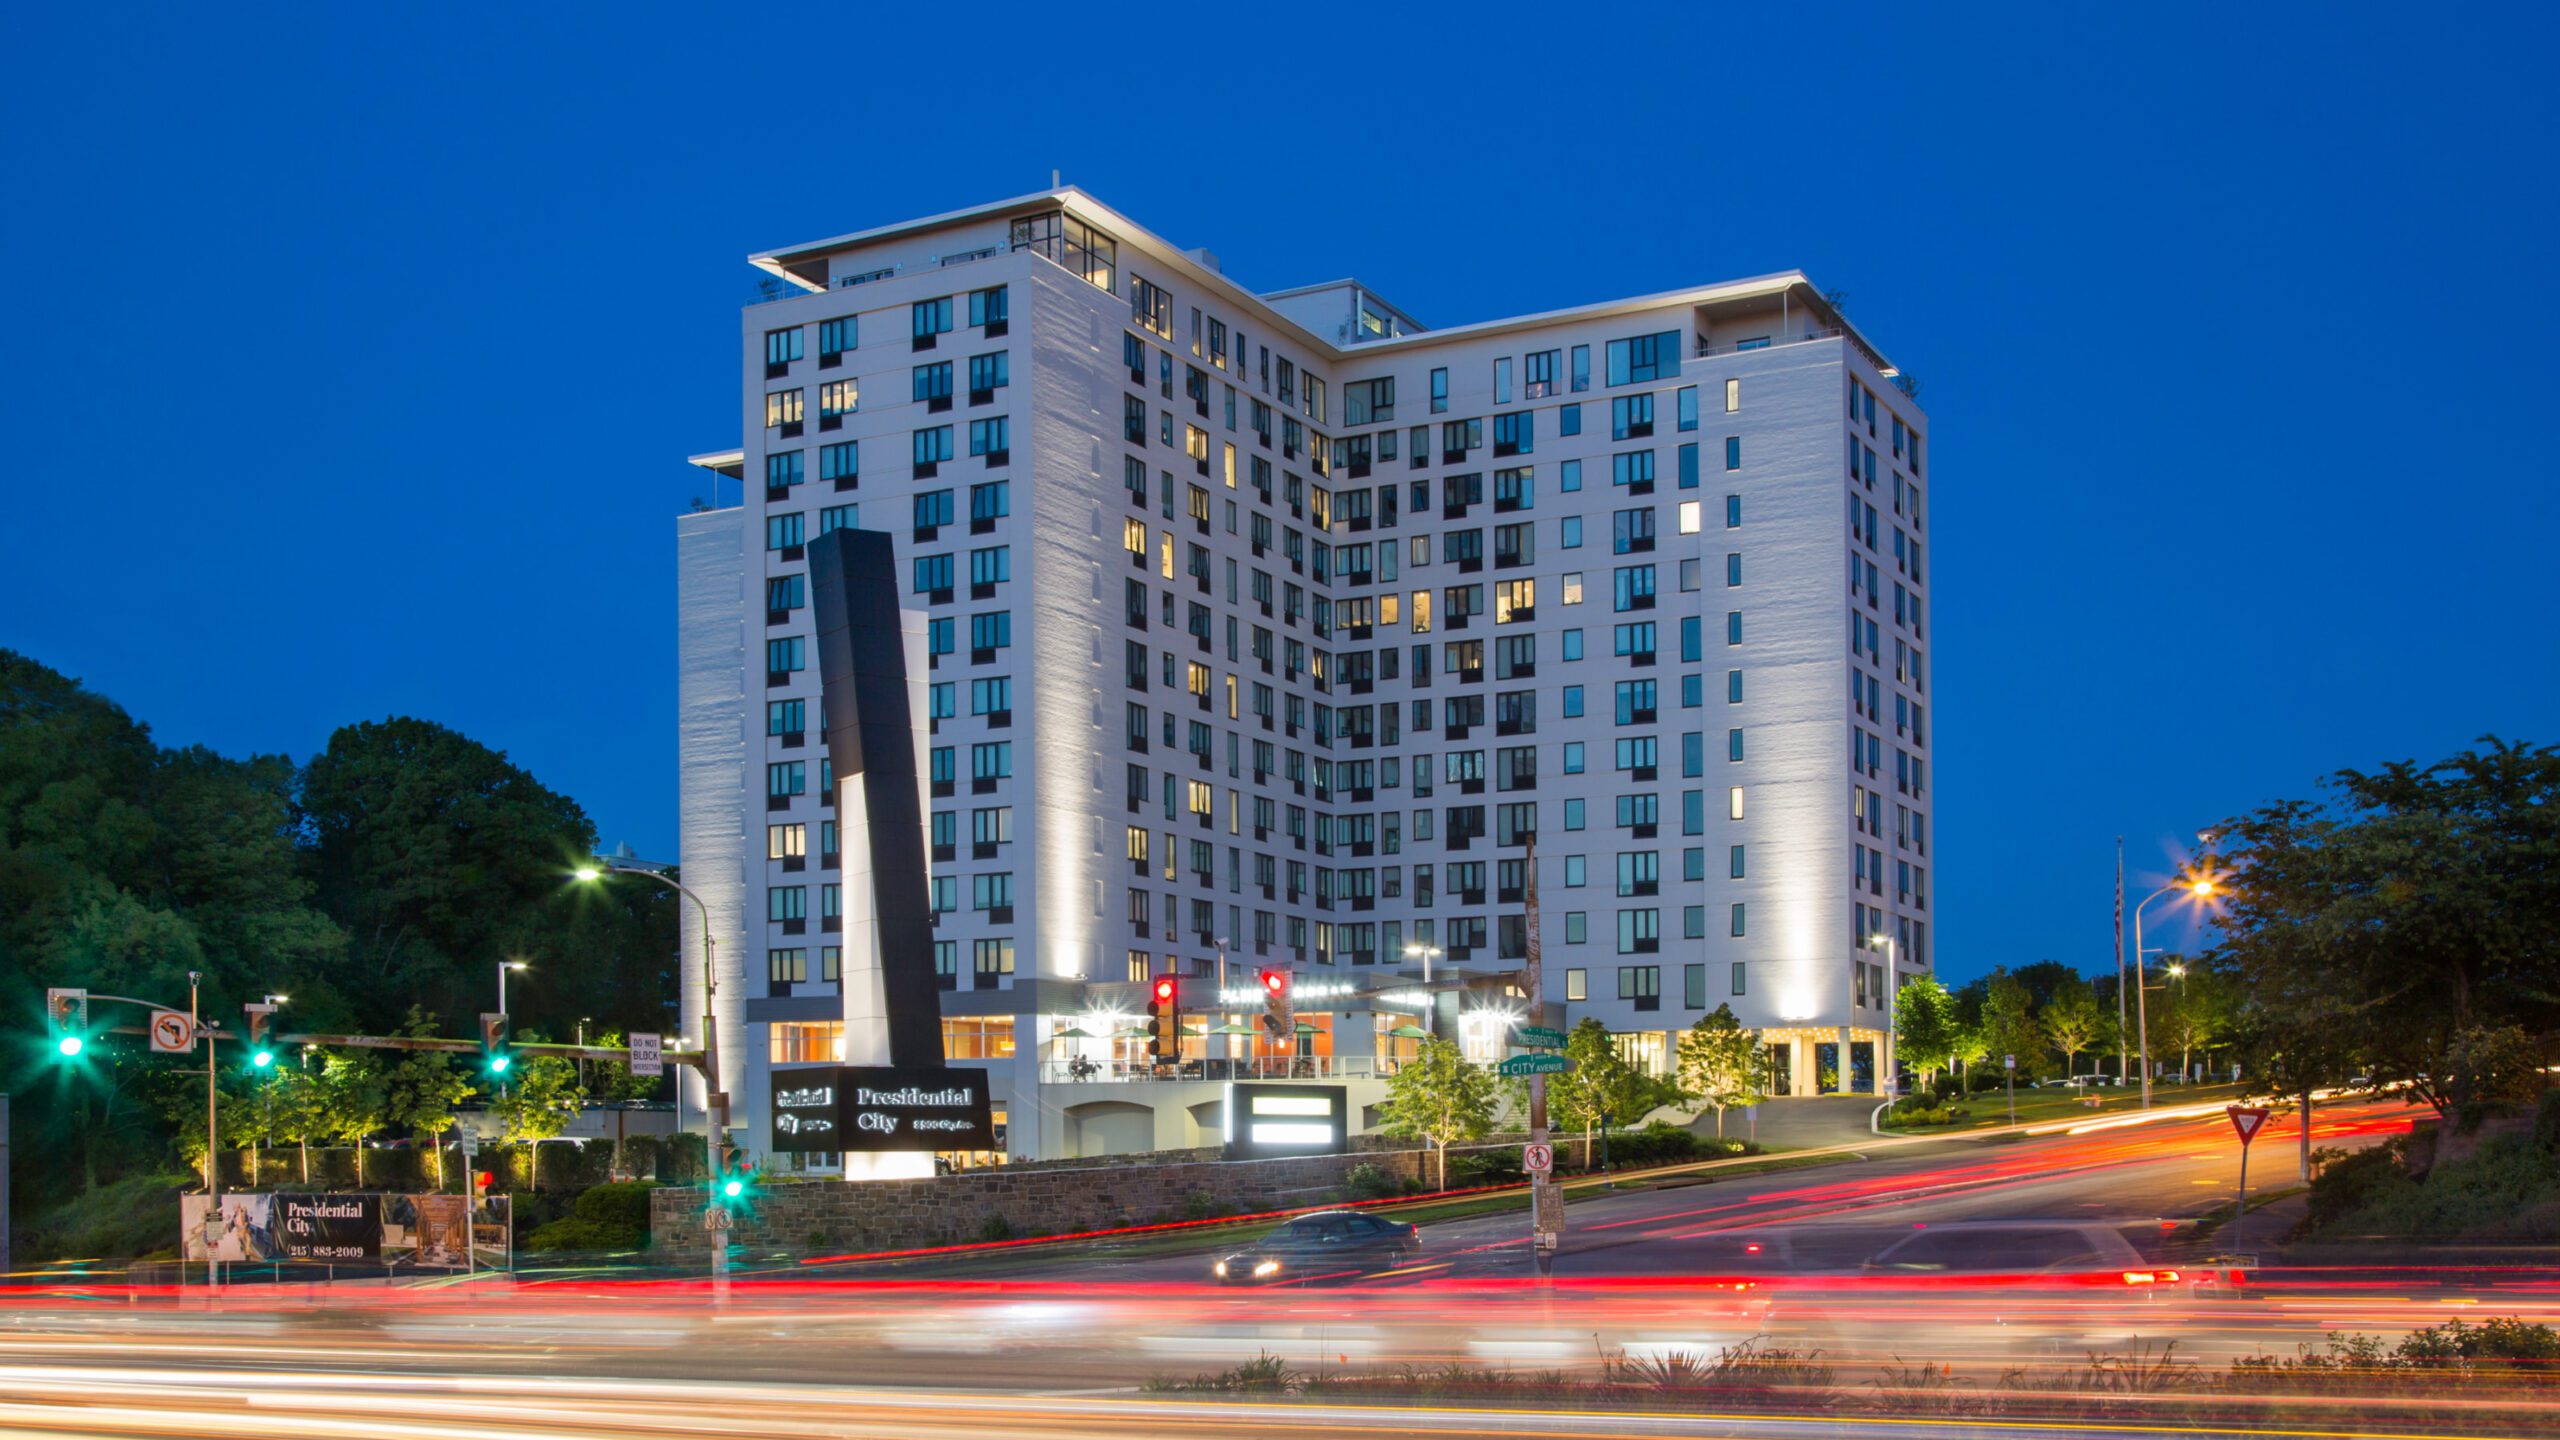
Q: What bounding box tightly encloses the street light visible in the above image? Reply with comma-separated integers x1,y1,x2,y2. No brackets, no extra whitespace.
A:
1404,942,1443,1040
497,959,528,1015
1868,933,1898,1101
578,862,726,1163
2131,874,2216,1108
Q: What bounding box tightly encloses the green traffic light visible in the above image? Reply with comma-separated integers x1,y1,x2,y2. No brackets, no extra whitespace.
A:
56,1035,82,1058
489,1055,512,1074
252,1048,275,1068
720,1177,745,1199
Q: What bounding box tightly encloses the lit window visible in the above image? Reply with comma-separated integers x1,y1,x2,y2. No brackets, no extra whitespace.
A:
1678,501,1701,534
1728,786,1745,821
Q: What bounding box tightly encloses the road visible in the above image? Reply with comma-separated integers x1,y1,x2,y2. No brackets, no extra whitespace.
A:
0,1098,2546,1439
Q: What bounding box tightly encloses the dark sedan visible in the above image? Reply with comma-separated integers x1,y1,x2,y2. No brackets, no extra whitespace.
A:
1213,1210,1420,1285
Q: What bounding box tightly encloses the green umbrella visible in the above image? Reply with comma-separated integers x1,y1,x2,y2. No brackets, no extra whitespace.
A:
1385,1024,1431,1040
1049,1026,1095,1041
1295,1020,1319,1034
1208,1022,1258,1035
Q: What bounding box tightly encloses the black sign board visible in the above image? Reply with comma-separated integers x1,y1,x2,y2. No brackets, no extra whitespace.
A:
769,1065,996,1152
274,1193,381,1261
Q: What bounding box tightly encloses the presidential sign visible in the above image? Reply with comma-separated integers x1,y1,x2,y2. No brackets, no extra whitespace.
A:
768,1065,996,1153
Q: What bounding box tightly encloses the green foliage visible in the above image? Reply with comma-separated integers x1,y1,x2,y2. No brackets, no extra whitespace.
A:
523,1179,657,1253
2210,739,2560,1114
2041,980,2103,1073
2304,1135,2560,1241
1979,970,2044,1078
1376,1036,1500,1189
1891,979,1960,1085
1339,1163,1398,1201
1675,1005,1764,1133
1534,1018,1678,1165
974,1212,1015,1243
491,1051,586,1189
15,1171,198,1263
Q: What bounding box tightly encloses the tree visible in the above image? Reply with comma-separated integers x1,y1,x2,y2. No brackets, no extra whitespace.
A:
2208,739,2560,1118
317,1051,389,1185
2155,964,2237,1082
490,1052,585,1190
1542,1019,1669,1169
1979,970,2043,1078
2043,981,2103,1077
584,1030,664,1179
1375,1036,1499,1189
381,1009,476,1188
1892,978,1960,1088
264,1059,333,1183
1676,1005,1765,1135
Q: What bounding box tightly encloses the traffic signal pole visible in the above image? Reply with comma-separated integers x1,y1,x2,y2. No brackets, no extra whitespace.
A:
1524,838,1560,1274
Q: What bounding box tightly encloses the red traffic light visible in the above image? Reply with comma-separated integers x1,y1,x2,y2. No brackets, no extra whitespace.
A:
1261,969,1286,994
1153,976,1177,1004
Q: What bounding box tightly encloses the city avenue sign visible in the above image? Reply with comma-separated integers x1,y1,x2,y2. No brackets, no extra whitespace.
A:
1513,1025,1567,1049
1497,1054,1571,1076
768,1065,996,1152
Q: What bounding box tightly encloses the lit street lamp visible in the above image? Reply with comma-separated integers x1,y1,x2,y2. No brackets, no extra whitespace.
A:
497,959,527,1015
1404,942,1443,1040
1868,933,1898,1100
577,863,727,1162
2132,875,2215,1108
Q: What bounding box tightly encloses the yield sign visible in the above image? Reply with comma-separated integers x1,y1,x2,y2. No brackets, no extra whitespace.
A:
2227,1105,2272,1146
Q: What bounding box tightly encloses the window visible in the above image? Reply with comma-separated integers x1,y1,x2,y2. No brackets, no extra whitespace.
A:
913,361,953,406
1009,210,1116,291
768,947,807,984
970,480,1009,526
820,440,857,486
1604,331,1679,386
1524,349,1558,398
1611,393,1654,440
1566,967,1587,1001
818,316,856,364
969,416,1010,459
1725,494,1742,528
1677,385,1698,432
1344,376,1394,424
765,451,803,491
767,698,804,736
1724,377,1740,413
968,350,1009,396
766,511,804,552
913,425,954,473
968,546,1009,588
1725,436,1742,470
764,326,803,373
1131,275,1172,337
912,552,953,596
1492,411,1533,457
1727,611,1744,645
969,285,1008,330
1570,345,1590,392
1729,670,1744,703
765,389,803,431
1729,786,1746,820
969,610,1011,653
1730,843,1746,878
1729,728,1745,762
912,297,953,345
1613,450,1656,491
1616,908,1660,954
1429,367,1448,413
819,379,858,426
1730,903,1747,937
1732,962,1747,997
818,501,858,534
766,574,804,615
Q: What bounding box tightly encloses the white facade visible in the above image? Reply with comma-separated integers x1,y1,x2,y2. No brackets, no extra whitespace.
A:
679,189,1934,1163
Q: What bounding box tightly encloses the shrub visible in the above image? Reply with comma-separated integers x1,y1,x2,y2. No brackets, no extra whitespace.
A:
2395,1318,2560,1369
1608,1123,1703,1168
572,1180,655,1232
975,1212,1015,1243
2534,1089,2560,1156
1341,1163,1398,1200
1448,1153,1521,1185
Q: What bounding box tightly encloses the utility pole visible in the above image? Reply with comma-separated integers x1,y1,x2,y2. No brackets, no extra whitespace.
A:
2114,838,2126,1084
1524,836,1561,1274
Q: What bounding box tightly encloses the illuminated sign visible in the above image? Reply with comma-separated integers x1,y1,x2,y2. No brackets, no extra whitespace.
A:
1223,1082,1348,1160
769,1066,996,1152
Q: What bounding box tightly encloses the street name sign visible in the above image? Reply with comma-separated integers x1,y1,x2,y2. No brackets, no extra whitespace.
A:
1513,1025,1567,1049
1497,1054,1571,1077
1522,1142,1553,1175
2227,1105,2272,1146
627,1032,663,1078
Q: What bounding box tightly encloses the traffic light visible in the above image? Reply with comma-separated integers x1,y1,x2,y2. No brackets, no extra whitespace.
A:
479,1011,513,1077
244,1003,275,1069
1259,968,1293,1043
45,988,88,1059
1147,974,1181,1065
714,1148,756,1208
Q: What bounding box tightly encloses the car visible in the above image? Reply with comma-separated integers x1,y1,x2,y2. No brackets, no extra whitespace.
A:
1859,1221,2233,1291
1213,1209,1420,1285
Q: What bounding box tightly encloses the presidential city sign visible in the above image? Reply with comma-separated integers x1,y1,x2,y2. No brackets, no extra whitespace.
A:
768,1065,996,1153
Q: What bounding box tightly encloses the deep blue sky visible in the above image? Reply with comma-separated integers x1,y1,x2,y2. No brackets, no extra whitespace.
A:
4,5,2551,984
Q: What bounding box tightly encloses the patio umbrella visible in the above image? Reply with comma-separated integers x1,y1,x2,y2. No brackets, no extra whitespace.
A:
1295,1020,1319,1034
1208,1022,1257,1035
1384,1024,1431,1039
1048,1026,1095,1041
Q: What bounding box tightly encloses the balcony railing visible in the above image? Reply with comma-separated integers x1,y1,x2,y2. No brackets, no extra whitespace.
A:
1039,1054,1399,1085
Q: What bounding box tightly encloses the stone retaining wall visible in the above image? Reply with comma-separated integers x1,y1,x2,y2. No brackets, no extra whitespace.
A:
652,1147,1426,1255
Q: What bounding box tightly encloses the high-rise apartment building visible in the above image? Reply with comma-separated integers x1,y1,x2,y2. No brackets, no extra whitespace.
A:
675,189,1932,1164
